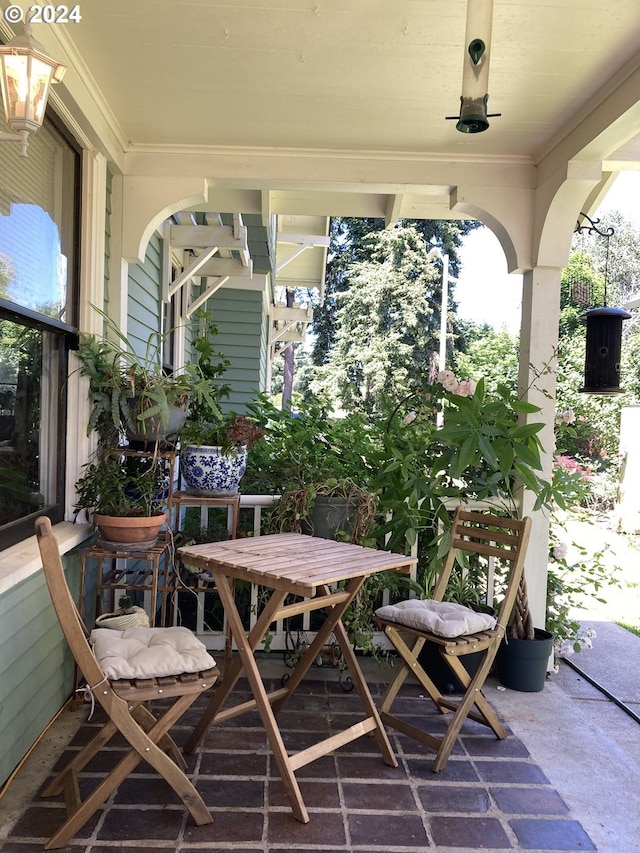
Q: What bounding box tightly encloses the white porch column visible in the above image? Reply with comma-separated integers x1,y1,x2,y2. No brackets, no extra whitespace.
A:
517,265,562,629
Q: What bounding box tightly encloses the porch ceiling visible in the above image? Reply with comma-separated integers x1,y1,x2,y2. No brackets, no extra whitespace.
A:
16,1,640,225
46,1,637,153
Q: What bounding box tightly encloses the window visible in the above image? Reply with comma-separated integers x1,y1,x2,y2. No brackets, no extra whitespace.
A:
0,112,79,549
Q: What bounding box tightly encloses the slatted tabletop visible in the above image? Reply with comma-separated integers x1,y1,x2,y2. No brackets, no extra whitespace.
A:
178,533,416,597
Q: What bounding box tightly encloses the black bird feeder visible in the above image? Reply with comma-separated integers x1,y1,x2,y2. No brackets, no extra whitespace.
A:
580,305,631,394
575,214,630,394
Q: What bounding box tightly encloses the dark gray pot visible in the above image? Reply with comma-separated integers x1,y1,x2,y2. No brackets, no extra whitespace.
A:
498,628,554,692
302,496,359,540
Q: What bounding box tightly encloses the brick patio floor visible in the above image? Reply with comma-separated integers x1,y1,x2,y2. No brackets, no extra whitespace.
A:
1,672,597,852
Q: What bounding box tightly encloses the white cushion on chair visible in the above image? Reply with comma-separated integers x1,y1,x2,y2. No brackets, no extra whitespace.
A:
375,599,496,638
90,626,216,680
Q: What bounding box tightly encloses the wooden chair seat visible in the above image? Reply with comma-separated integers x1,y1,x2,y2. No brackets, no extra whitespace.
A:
375,507,531,772
108,667,220,700
35,517,220,849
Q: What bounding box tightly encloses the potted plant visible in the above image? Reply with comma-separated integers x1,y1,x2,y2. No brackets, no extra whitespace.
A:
496,572,555,691
177,317,263,495
268,477,379,545
180,413,264,496
242,395,381,541
75,306,224,447
75,450,169,546
374,370,590,691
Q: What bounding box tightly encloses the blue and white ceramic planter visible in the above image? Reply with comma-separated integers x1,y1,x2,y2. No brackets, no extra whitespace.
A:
180,445,248,496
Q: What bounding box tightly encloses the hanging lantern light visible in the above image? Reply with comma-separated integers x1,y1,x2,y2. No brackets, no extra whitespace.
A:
575,214,630,394
0,24,66,156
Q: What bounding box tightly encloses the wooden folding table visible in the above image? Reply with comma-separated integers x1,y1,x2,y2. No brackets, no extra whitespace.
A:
180,533,416,823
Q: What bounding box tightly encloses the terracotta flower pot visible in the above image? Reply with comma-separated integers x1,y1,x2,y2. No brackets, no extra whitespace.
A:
93,512,166,548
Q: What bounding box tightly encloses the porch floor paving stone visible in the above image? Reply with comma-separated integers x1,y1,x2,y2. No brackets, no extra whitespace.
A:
0,674,600,852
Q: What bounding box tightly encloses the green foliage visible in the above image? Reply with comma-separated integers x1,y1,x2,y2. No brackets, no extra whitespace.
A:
546,514,621,663
0,253,14,298
617,622,640,637
118,594,133,612
268,479,379,547
75,306,225,445
453,327,519,393
0,463,37,519
308,227,444,412
242,393,376,494
242,394,380,547
246,371,581,593
178,310,234,446
74,452,167,517
0,322,43,524
311,217,478,377
341,568,421,660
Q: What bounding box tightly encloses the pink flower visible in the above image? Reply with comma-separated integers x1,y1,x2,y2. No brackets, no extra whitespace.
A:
402,411,417,425
438,370,458,392
554,455,591,481
456,379,476,397
553,543,568,560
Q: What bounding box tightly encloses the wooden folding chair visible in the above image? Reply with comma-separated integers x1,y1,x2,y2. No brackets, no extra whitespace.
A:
375,507,531,772
35,517,220,849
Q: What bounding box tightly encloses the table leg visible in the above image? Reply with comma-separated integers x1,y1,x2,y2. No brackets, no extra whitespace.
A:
274,578,397,769
206,574,310,823
329,599,398,767
184,577,287,755
271,576,363,713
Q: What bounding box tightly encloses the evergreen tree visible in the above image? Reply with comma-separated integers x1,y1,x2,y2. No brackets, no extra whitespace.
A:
311,216,479,368
308,226,446,413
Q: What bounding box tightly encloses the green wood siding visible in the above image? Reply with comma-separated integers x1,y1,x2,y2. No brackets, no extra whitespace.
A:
0,551,82,788
127,232,163,359
259,306,269,391
207,289,267,410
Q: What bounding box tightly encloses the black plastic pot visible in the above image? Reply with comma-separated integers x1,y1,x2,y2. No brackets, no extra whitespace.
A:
498,628,553,692
417,641,483,694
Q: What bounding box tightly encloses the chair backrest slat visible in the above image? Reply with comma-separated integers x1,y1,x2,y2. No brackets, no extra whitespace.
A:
456,509,525,530
454,527,522,547
433,506,531,617
451,539,520,560
35,517,106,688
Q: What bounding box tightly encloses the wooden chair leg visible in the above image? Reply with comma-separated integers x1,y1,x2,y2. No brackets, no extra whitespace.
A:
130,703,188,771
43,694,212,849
378,625,507,773
378,625,444,754
41,720,119,797
431,655,505,772
438,654,506,736
379,624,445,710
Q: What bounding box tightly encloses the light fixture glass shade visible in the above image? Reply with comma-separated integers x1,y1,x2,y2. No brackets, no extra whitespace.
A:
0,27,66,134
